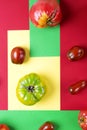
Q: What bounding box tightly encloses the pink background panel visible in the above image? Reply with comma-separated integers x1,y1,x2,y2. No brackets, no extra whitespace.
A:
0,0,29,110
60,0,87,110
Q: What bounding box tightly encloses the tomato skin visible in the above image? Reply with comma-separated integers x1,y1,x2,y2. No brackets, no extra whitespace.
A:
0,124,10,130
69,80,87,94
39,121,54,130
67,46,84,61
78,111,87,130
11,47,25,64
16,73,46,105
29,0,62,28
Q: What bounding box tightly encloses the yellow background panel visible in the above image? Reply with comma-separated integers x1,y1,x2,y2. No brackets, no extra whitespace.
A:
8,30,60,110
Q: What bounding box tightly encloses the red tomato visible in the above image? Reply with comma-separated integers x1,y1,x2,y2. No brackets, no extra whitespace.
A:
29,0,62,28
39,121,54,130
11,47,25,64
0,124,10,130
69,80,87,94
78,111,87,130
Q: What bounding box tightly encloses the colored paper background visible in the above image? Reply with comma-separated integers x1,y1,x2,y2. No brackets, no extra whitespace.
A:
0,110,81,130
8,30,60,110
60,0,87,109
0,0,29,110
30,0,60,57
0,0,87,110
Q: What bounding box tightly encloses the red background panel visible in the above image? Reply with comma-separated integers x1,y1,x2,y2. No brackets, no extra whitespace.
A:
60,0,87,109
0,0,29,110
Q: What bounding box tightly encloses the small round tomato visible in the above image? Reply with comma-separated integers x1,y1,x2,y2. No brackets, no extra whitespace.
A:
11,47,25,64
78,111,87,130
0,124,10,130
16,73,46,105
67,46,84,61
39,121,54,130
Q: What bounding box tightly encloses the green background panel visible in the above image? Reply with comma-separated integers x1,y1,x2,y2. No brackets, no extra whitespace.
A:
0,111,81,130
29,0,60,57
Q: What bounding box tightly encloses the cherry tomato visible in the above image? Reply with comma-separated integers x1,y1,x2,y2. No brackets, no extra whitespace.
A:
0,124,10,130
11,47,25,64
69,80,87,94
67,46,84,61
39,121,54,130
78,111,87,130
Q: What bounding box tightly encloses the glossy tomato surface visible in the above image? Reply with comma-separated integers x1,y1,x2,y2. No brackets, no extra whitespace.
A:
69,80,87,95
39,121,54,130
67,46,84,61
11,47,25,64
16,73,46,105
30,0,62,28
78,111,87,130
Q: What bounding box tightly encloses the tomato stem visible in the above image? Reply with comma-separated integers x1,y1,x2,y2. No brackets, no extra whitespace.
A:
79,117,84,123
47,9,57,25
27,86,35,92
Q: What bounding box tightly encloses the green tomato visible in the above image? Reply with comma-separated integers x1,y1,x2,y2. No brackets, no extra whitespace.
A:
16,73,46,105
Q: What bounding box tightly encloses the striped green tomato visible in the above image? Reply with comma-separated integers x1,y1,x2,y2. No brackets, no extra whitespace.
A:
16,73,46,105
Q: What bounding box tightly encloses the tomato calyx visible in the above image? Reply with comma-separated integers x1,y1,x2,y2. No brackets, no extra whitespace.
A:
79,117,85,124
27,86,35,92
47,9,58,25
23,85,35,92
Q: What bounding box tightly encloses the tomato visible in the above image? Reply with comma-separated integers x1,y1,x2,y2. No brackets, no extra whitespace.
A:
67,46,84,61
78,111,87,130
11,47,25,64
69,80,87,94
39,121,54,130
0,124,10,130
16,73,46,105
29,0,62,28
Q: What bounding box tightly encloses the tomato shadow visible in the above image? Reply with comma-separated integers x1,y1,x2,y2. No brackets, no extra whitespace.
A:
83,46,87,59
8,125,16,130
53,122,60,129
60,0,73,25
24,47,30,63
40,74,55,101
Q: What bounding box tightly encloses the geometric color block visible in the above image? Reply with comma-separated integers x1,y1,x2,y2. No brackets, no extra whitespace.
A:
8,30,60,110
0,111,80,130
0,0,29,110
30,0,60,57
60,0,87,110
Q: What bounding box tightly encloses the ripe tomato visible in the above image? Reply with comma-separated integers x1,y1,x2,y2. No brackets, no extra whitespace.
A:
78,111,87,130
11,47,25,64
29,0,62,28
39,121,54,130
67,46,85,61
0,124,10,130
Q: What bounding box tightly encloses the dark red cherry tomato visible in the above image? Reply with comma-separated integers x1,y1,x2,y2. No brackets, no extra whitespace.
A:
11,47,25,64
39,121,54,130
0,124,10,130
69,80,87,94
67,46,85,61
78,111,87,130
